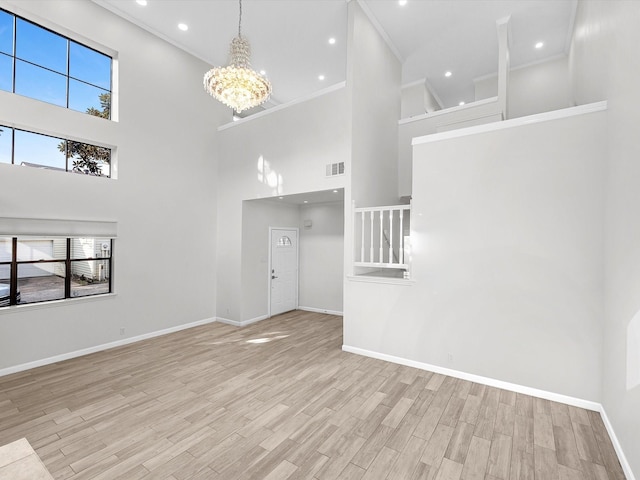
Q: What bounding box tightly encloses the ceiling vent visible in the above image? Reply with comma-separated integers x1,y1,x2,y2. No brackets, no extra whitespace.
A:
326,162,345,177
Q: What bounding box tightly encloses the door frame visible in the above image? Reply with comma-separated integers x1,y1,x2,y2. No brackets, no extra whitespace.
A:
268,226,299,318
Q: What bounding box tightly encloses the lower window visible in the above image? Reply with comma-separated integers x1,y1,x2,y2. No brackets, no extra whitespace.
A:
0,236,112,306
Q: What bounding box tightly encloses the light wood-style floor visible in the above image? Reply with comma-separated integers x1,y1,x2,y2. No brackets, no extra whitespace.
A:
0,311,626,480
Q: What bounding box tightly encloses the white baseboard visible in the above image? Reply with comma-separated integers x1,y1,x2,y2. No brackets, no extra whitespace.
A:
342,344,636,478
599,406,637,480
342,344,601,411
298,306,343,316
216,315,268,327
0,317,217,378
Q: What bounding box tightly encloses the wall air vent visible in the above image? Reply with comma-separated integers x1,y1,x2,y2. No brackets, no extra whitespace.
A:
326,162,345,177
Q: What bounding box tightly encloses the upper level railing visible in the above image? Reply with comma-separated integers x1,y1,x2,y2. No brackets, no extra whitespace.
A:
354,203,411,270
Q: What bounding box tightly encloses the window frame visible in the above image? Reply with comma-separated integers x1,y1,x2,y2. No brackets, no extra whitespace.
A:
0,237,113,307
0,7,113,118
0,124,112,177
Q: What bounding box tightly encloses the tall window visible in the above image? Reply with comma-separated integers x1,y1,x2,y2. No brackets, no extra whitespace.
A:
0,237,112,306
0,125,111,176
0,8,112,118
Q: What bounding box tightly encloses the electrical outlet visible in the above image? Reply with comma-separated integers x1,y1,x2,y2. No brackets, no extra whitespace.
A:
119,327,125,336
447,353,454,364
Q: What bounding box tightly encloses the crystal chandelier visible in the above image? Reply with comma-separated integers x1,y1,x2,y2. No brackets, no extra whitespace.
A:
203,0,272,113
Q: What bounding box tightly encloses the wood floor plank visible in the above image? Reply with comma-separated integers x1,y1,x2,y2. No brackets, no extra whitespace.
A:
460,435,491,480
382,397,414,429
559,464,585,480
386,412,420,452
573,422,603,465
316,434,366,480
360,446,399,480
262,459,298,480
533,412,555,450
413,405,445,441
534,444,559,479
439,396,466,427
434,457,463,480
0,312,626,480
459,395,482,425
387,435,428,480
350,424,394,469
553,424,582,471
420,423,454,467
515,394,533,418
494,403,515,436
587,411,626,479
509,448,534,480
444,421,474,464
513,415,533,455
486,433,512,480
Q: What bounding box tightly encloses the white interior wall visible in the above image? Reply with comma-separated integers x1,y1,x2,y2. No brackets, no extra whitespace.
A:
400,81,443,119
347,1,400,208
401,83,426,119
216,89,349,323
299,202,344,314
0,0,225,370
475,56,573,119
397,99,502,198
240,200,300,322
346,108,606,402
570,1,640,475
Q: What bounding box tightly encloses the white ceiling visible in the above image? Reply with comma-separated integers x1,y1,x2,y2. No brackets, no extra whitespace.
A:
94,0,577,110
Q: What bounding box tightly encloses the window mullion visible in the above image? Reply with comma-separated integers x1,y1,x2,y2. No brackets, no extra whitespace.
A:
108,240,112,294
9,237,17,305
65,39,70,109
65,238,71,299
11,13,16,93
11,127,15,165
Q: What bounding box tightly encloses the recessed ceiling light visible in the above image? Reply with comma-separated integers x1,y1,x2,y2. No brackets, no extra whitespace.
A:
278,196,283,200
260,70,266,75
445,71,452,78
328,38,336,45
232,115,240,121
535,41,544,49
318,74,325,81
459,101,465,106
178,23,188,31
399,0,408,5
333,190,338,193
136,0,147,5
303,200,309,204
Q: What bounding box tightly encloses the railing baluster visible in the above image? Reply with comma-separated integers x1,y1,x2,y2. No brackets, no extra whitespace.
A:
399,208,404,265
389,209,393,264
360,211,364,262
379,210,384,263
370,210,374,262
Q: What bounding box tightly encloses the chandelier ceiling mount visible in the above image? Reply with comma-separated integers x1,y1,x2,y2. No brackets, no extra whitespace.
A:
203,0,272,113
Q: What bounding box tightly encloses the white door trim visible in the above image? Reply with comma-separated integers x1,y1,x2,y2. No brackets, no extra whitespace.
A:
268,227,299,318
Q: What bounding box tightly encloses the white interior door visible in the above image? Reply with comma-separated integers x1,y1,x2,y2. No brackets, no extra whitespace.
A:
270,228,298,317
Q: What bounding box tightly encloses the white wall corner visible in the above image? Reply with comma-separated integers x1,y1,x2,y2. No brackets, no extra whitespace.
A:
298,306,344,316
216,315,268,327
599,407,638,480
